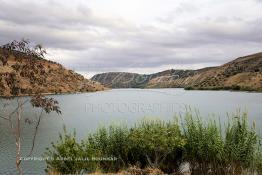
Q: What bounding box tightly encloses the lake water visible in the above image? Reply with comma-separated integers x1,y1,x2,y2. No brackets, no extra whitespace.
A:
0,89,262,174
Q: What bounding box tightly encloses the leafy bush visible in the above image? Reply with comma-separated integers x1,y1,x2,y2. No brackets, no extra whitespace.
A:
44,126,98,174
85,126,130,172
83,121,185,173
129,120,186,172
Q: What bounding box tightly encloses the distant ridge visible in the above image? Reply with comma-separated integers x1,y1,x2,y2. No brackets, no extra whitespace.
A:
92,52,262,91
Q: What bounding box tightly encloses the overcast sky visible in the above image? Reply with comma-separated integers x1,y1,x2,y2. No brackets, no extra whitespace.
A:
1,0,262,77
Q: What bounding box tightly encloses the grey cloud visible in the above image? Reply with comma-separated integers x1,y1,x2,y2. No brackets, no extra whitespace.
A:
0,0,130,30
189,19,262,44
0,0,136,51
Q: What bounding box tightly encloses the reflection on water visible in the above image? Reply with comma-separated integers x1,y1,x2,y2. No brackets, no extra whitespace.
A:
0,89,262,174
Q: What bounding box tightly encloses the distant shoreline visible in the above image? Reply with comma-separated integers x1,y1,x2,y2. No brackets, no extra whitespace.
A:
1,87,261,99
0,90,107,98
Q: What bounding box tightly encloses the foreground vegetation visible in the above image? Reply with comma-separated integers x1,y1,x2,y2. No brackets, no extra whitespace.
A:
45,112,262,175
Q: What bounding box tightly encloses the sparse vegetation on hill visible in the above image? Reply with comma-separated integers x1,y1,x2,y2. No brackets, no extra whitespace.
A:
180,53,262,91
0,40,105,97
92,53,262,91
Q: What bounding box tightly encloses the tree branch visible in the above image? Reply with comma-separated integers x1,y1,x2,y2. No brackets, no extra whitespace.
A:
27,109,44,157
0,115,10,121
8,99,29,119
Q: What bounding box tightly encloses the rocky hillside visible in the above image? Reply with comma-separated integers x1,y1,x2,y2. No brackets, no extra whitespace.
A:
0,49,105,97
91,70,196,88
92,72,148,88
92,52,262,91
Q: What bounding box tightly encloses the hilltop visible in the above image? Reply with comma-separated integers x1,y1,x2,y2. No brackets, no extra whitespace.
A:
0,49,105,97
92,52,262,91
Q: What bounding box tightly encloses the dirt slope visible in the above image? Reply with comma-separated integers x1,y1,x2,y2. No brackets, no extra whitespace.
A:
0,51,106,97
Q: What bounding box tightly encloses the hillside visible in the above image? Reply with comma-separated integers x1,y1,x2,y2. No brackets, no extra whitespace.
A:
169,52,262,91
91,72,148,88
92,52,262,91
91,70,196,88
0,49,106,97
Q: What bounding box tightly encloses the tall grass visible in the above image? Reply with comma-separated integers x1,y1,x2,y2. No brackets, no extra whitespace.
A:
182,112,225,174
224,113,258,174
182,111,261,174
45,112,262,174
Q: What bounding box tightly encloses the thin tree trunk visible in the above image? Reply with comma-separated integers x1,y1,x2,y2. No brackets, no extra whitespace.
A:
15,98,23,175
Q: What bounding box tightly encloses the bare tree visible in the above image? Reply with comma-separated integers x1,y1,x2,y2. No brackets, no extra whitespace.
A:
0,39,61,175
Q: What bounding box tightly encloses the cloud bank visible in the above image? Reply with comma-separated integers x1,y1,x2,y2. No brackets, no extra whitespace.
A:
1,0,262,77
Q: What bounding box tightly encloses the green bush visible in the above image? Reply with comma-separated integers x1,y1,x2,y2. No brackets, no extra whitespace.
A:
85,126,130,172
129,120,186,171
83,121,186,173
44,126,98,174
